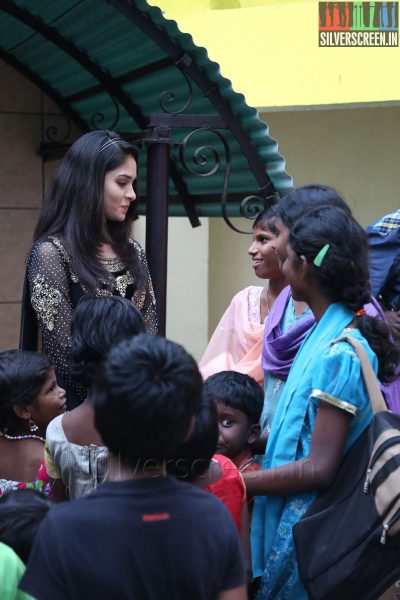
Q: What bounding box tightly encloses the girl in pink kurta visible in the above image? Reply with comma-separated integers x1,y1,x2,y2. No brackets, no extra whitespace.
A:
200,206,287,387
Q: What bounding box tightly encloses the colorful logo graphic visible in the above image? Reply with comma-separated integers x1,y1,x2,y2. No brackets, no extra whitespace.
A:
319,2,399,46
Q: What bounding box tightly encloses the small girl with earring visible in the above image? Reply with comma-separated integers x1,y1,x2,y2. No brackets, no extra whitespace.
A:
0,350,66,497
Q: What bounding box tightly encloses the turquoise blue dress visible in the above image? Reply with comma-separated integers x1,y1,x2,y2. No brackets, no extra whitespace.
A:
261,297,312,432
252,303,376,600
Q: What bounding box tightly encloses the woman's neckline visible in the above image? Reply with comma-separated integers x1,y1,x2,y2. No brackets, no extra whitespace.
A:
97,242,117,260
99,256,120,264
290,298,312,320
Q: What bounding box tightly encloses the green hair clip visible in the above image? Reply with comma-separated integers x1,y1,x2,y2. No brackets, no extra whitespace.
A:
313,243,330,267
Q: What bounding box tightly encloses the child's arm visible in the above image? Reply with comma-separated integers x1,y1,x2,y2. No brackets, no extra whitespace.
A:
243,403,352,496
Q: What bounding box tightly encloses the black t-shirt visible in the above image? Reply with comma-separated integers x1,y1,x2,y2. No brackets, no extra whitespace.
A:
20,476,245,600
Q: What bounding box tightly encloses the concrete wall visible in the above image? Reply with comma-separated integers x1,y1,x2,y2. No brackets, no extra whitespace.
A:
207,105,400,336
207,216,259,341
133,217,209,361
0,59,48,349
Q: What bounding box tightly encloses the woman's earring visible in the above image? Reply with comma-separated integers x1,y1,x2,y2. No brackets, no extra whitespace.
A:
29,418,38,432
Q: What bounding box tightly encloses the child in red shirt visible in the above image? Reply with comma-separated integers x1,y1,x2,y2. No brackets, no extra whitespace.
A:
203,371,263,598
168,394,249,559
203,371,263,476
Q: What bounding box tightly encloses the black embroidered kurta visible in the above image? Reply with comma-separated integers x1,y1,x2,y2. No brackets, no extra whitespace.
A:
25,236,157,408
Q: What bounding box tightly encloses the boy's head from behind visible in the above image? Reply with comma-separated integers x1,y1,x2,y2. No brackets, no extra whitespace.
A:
204,371,263,460
167,393,218,483
0,489,52,564
70,296,146,388
92,334,202,470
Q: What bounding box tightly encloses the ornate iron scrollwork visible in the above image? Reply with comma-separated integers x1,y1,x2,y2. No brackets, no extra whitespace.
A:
45,115,72,144
159,70,193,115
90,96,121,130
179,127,225,177
179,127,274,233
42,111,72,144
240,195,267,219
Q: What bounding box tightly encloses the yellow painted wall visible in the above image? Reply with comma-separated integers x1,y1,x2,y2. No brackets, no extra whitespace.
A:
260,105,400,225
150,0,400,108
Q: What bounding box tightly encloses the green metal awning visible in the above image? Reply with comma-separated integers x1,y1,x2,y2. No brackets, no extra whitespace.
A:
0,0,292,223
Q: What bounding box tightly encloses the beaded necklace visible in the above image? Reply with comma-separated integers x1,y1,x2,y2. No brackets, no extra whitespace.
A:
2,433,45,443
239,456,256,473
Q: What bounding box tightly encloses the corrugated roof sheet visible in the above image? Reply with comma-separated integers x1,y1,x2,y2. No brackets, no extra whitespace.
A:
0,0,293,217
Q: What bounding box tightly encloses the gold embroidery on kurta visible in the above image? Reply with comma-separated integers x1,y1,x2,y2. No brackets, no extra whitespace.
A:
31,274,62,331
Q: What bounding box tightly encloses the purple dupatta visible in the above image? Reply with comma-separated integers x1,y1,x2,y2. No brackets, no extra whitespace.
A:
262,286,400,413
261,286,315,380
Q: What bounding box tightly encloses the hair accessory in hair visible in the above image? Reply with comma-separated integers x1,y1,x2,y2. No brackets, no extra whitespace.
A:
355,308,366,317
99,137,123,153
313,243,330,267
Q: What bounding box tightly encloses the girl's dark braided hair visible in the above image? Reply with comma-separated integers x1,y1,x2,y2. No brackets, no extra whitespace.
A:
289,205,399,382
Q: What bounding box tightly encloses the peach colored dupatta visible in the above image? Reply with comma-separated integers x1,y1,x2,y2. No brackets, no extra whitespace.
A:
199,286,264,388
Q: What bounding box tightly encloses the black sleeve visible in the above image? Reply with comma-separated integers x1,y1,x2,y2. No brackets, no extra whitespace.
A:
27,240,86,406
27,241,73,384
131,240,158,334
19,513,67,600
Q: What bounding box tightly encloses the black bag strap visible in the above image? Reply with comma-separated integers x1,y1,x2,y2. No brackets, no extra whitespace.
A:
330,335,387,415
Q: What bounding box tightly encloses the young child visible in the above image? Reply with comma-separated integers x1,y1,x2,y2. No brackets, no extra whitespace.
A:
204,371,263,473
168,393,248,533
167,392,250,575
0,350,66,497
21,335,246,600
0,489,52,564
45,296,146,500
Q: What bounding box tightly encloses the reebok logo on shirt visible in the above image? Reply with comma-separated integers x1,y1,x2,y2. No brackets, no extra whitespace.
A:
142,512,170,522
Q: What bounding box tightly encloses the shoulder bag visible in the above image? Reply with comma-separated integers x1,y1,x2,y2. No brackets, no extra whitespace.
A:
293,335,400,600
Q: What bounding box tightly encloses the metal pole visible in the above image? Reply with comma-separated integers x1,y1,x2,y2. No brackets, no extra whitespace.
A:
145,136,170,336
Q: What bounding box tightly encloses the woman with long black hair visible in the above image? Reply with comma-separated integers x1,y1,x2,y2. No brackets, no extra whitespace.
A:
21,130,157,408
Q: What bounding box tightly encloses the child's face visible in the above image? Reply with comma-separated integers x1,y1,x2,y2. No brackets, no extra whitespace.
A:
216,403,257,460
29,369,67,427
248,223,282,281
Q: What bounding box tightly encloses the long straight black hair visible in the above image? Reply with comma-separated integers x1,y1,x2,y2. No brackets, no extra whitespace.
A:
34,130,145,292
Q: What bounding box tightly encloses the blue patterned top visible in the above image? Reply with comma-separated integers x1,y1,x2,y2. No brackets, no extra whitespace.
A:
251,303,376,600
261,297,312,432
